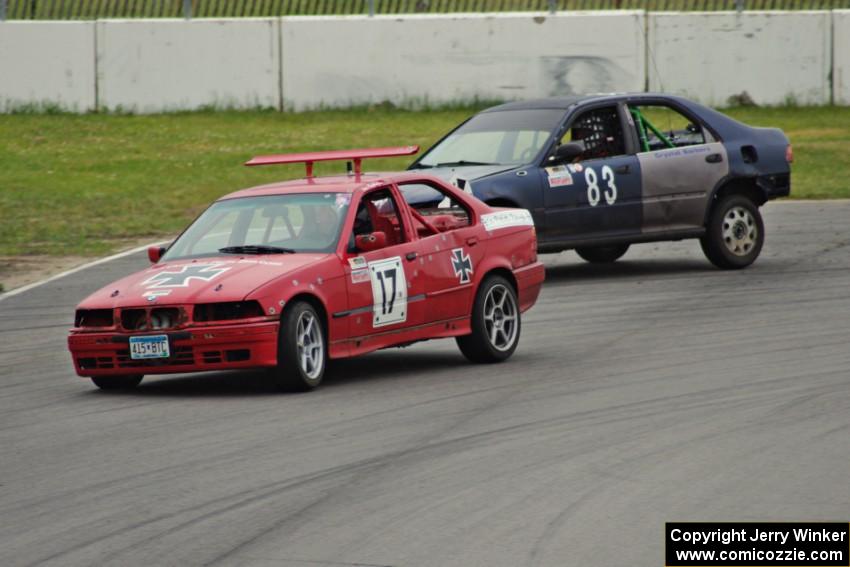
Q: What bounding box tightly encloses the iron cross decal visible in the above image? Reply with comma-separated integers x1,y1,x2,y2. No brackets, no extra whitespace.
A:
142,263,231,289
451,248,473,284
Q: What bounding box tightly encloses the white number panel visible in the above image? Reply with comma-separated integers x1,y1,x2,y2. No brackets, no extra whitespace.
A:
369,256,407,328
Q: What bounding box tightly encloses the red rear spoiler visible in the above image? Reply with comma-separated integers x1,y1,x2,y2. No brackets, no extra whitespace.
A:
245,145,419,177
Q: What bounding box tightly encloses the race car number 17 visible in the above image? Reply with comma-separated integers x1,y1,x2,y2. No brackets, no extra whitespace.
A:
369,257,407,327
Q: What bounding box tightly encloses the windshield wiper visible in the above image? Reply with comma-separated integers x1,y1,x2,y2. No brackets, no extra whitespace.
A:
432,160,498,167
218,245,296,255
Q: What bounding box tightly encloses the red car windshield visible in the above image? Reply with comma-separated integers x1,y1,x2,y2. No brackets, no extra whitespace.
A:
163,193,351,261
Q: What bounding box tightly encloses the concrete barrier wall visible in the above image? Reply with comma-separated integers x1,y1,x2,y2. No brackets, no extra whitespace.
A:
96,19,280,112
0,22,96,111
648,11,832,106
280,12,646,110
835,11,850,105
1,12,849,112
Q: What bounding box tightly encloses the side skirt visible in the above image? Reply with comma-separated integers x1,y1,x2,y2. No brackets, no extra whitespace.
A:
537,228,705,254
329,316,471,359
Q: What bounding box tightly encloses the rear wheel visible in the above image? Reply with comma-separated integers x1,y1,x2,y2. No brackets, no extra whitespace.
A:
700,195,764,269
91,375,143,390
576,244,630,264
456,275,521,363
272,301,326,391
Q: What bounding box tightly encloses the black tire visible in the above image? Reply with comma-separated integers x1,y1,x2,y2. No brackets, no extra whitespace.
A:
575,244,630,264
91,375,143,390
456,275,521,363
700,194,764,269
272,301,326,391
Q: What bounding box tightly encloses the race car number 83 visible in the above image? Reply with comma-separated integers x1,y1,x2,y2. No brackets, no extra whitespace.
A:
585,165,617,207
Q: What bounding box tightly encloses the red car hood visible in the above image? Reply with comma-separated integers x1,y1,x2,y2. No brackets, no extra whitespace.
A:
78,254,329,308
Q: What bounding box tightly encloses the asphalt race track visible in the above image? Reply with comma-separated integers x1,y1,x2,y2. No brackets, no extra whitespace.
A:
1,201,849,567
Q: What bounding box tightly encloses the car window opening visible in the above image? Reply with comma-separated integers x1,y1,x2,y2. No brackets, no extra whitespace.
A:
563,106,626,162
350,188,406,253
398,182,472,238
628,105,707,152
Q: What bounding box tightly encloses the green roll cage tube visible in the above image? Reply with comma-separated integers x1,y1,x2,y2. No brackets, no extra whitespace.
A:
630,107,675,153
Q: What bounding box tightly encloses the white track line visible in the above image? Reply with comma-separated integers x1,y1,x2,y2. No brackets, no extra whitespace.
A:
0,241,168,303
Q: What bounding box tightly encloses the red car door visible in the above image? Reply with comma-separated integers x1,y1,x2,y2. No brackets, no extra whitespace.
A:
341,186,426,347
396,180,486,325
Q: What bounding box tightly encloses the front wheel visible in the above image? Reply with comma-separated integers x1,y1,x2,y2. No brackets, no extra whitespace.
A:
700,195,764,269
456,275,521,363
272,301,327,391
576,244,630,264
91,375,143,390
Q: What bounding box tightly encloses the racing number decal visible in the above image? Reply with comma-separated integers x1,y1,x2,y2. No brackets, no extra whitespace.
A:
585,167,600,206
584,165,617,207
601,165,618,205
376,270,397,313
369,257,407,328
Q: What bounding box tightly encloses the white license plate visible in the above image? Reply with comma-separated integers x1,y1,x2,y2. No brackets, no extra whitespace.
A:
129,335,170,360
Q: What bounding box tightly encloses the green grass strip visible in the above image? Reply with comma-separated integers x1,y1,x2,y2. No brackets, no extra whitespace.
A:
0,105,846,257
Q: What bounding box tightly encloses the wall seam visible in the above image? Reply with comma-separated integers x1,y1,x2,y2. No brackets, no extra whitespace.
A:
93,20,100,112
277,17,284,112
830,9,835,105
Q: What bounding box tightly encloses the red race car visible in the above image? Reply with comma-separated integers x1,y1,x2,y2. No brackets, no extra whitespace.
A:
68,147,545,391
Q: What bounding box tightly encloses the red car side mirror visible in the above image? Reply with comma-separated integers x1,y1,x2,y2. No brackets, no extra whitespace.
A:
147,246,166,263
355,231,387,253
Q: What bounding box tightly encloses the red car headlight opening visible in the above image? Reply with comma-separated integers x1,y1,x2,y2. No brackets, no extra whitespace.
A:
193,301,265,323
75,309,114,328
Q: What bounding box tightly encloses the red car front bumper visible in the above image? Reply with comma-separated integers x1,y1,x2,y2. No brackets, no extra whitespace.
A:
67,321,279,377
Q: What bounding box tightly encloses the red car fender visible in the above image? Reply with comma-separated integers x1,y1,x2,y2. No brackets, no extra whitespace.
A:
467,249,517,306
246,257,350,359
471,225,542,314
